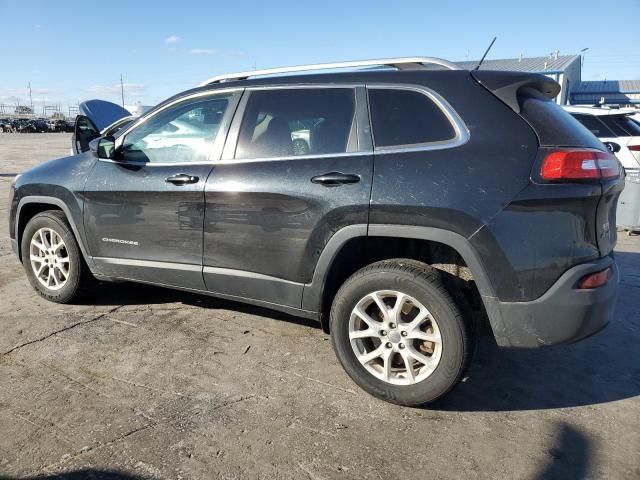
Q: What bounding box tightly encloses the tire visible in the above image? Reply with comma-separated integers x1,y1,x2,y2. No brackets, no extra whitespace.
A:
330,259,471,406
20,210,92,303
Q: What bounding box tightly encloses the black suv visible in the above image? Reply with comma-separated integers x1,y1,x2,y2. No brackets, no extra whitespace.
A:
8,57,623,406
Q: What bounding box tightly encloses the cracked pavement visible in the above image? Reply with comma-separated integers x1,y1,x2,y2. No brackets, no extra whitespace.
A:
0,134,639,479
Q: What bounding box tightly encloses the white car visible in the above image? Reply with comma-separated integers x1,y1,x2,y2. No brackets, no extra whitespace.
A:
563,105,640,170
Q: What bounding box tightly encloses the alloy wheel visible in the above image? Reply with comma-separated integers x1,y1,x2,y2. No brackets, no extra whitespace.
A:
348,290,442,385
29,227,71,291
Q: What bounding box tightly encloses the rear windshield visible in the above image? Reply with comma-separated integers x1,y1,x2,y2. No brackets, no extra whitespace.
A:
599,115,640,137
570,114,616,138
518,89,603,149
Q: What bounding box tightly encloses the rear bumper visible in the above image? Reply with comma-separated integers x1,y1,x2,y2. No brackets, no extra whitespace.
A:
485,256,618,348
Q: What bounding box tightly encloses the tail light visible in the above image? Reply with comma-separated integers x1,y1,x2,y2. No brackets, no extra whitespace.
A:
540,149,620,181
577,268,612,289
628,145,640,151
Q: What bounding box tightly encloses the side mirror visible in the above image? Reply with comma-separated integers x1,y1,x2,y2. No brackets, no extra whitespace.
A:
603,141,621,154
95,135,116,159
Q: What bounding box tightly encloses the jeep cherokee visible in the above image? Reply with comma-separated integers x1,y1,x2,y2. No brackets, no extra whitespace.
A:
8,57,623,406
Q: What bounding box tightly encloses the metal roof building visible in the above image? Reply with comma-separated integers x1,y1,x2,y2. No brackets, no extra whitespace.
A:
455,54,639,106
570,80,640,105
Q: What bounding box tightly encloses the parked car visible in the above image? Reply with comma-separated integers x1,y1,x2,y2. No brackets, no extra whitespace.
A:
31,119,49,133
8,57,623,406
12,119,36,133
0,118,14,133
564,106,640,170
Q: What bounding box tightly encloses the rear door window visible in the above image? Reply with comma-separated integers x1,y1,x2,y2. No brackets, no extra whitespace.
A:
367,88,456,148
235,88,356,159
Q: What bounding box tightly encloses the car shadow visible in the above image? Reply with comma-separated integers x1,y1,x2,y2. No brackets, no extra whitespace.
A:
437,250,640,412
0,471,148,480
81,281,320,331
80,250,639,412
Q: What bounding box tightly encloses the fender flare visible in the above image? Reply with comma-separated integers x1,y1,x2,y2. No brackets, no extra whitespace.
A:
302,224,505,338
15,195,92,265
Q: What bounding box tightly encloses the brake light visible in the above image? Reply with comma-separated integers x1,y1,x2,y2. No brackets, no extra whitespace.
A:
540,149,620,181
628,145,640,151
577,268,612,289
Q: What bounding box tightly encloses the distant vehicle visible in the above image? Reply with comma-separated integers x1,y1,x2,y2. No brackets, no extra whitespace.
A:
0,118,14,133
31,119,49,133
12,119,36,133
564,106,640,170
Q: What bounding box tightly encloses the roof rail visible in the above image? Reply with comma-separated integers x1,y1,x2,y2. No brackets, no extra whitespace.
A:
198,57,460,86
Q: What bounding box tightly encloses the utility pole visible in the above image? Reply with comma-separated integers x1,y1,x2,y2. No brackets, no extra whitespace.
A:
120,74,125,108
27,81,33,112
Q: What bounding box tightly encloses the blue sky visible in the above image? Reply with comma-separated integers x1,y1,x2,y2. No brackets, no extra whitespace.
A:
1,0,638,112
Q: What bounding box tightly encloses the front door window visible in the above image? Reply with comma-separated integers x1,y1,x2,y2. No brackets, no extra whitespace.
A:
121,95,233,164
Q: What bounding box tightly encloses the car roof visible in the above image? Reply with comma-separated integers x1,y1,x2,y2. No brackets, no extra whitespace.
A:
563,105,637,116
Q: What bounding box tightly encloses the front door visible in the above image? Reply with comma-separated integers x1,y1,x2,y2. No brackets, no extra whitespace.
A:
83,90,241,289
203,86,373,307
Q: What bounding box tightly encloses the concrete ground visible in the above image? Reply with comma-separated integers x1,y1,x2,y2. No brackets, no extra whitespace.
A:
0,133,638,480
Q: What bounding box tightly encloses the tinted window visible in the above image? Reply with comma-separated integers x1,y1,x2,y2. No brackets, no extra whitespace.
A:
368,89,455,147
235,89,355,159
571,114,616,137
122,94,231,164
518,91,603,149
600,115,640,137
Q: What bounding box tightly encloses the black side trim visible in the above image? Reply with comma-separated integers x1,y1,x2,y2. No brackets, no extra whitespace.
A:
204,266,304,308
16,196,92,266
100,274,319,321
302,224,368,311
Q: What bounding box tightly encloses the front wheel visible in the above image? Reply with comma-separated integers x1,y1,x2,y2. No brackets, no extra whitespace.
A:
21,210,92,303
330,259,471,406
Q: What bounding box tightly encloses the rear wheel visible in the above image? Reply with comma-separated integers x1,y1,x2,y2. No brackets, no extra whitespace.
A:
21,210,91,303
330,259,471,406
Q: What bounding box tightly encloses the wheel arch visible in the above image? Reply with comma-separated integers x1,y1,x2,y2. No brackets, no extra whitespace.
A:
16,196,91,265
302,224,501,335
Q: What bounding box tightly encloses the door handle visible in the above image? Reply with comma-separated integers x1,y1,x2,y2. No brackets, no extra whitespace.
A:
311,172,361,186
165,173,199,185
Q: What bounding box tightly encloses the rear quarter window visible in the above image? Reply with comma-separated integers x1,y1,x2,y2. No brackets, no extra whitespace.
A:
367,88,456,148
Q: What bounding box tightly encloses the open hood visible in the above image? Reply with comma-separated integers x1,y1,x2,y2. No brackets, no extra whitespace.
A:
79,100,132,132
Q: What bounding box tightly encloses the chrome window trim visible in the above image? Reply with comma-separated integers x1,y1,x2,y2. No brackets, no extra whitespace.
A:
216,150,372,165
98,88,243,167
366,83,470,153
97,158,218,167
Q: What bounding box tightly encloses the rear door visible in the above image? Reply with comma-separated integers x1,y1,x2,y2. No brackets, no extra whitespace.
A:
202,86,373,308
84,90,241,289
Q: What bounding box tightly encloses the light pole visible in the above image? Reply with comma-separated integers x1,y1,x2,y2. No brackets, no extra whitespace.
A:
120,74,125,108
580,47,589,68
27,81,33,113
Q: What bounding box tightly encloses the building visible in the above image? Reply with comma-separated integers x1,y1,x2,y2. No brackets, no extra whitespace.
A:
456,53,639,107
570,80,640,106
